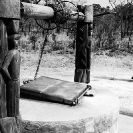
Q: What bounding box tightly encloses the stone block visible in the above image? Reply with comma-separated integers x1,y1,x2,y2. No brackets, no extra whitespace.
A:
0,117,18,133
20,86,119,133
0,114,23,133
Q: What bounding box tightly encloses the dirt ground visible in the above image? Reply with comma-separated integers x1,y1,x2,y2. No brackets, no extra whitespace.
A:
20,50,133,110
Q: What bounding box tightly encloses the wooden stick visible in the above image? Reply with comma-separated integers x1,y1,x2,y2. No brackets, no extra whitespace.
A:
94,11,116,17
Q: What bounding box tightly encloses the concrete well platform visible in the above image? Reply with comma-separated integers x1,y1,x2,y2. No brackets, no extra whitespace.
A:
20,86,119,133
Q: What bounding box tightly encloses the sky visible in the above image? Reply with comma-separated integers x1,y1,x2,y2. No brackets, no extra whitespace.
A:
71,0,112,7
92,0,126,7
72,0,126,8
88,0,111,7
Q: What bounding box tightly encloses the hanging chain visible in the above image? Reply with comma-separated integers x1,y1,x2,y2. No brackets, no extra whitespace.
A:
35,0,79,30
34,29,49,80
23,0,79,84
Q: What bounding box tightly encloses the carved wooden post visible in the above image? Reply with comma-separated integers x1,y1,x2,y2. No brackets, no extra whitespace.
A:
0,20,8,118
4,20,20,117
74,5,93,84
0,0,22,133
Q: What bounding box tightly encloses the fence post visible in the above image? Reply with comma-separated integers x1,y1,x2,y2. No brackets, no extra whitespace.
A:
74,4,93,83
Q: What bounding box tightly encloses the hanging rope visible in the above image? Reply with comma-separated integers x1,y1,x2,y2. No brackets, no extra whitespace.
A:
34,29,49,80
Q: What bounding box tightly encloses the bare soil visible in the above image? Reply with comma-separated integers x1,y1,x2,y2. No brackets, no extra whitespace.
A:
20,50,133,110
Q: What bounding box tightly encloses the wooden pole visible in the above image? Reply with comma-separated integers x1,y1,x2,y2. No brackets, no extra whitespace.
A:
74,5,93,84
21,2,85,21
3,20,21,117
0,0,19,118
21,2,54,19
0,0,20,118
0,20,8,118
0,0,22,132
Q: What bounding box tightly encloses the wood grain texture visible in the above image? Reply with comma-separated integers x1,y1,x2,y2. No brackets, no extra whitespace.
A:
74,5,93,84
84,5,93,23
0,17,22,131
0,0,20,19
6,80,20,117
21,2,54,19
74,22,91,83
0,20,8,118
2,34,21,117
0,0,22,128
6,20,20,36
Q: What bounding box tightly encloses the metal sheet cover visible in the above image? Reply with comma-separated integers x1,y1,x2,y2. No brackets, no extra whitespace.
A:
20,76,88,105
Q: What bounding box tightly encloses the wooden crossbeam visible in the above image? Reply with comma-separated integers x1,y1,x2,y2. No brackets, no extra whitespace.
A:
21,2,85,21
21,2,54,19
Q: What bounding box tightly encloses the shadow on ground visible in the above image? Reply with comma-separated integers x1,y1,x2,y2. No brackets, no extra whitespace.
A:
94,76,133,82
